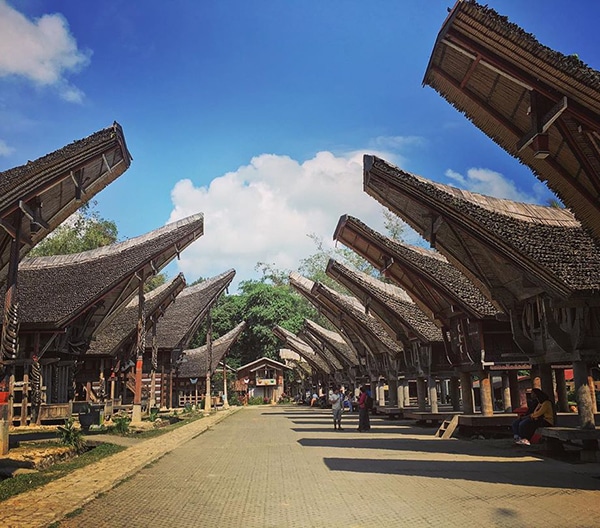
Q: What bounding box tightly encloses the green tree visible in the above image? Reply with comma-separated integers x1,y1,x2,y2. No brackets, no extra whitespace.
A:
144,273,168,293
29,201,118,256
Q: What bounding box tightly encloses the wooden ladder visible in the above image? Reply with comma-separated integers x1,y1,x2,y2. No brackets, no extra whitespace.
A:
435,415,459,439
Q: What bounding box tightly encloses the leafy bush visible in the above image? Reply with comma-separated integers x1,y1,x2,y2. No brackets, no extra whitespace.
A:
228,393,241,406
112,413,130,435
57,418,87,453
248,396,266,405
149,407,159,422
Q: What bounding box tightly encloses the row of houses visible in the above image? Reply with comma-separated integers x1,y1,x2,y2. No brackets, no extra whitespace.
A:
274,0,600,433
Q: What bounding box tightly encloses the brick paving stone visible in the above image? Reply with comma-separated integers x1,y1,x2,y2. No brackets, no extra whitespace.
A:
3,406,600,527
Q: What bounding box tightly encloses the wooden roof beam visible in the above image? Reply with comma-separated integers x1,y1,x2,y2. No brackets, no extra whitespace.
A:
444,30,600,133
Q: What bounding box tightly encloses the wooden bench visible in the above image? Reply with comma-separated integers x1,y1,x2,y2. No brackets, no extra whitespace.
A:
38,403,73,423
374,406,403,419
538,427,600,461
405,411,461,425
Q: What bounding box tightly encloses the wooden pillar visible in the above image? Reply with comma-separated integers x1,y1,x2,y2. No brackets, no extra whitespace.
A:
416,376,426,411
168,369,173,409
450,376,461,411
555,368,569,413
397,379,405,408
132,275,145,423
573,361,595,429
530,365,542,390
502,372,511,412
588,375,598,413
403,380,410,407
428,376,438,413
387,377,398,407
508,370,521,411
149,322,157,409
204,311,213,415
222,359,229,409
540,364,554,402
377,378,385,407
460,372,474,414
20,367,29,425
479,371,494,417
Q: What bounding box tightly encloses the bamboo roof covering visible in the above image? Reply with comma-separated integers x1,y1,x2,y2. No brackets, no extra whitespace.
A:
301,318,359,368
8,214,204,335
288,272,373,368
364,155,600,306
295,325,344,372
272,325,332,375
86,273,186,357
326,258,443,345
333,215,501,328
0,122,132,286
424,1,600,241
176,321,246,378
310,279,404,363
279,348,303,362
152,269,236,351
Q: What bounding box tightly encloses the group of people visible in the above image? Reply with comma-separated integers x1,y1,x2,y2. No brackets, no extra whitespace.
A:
328,385,373,432
511,388,555,445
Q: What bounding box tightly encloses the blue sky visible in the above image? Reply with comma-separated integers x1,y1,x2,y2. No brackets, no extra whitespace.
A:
1,1,599,289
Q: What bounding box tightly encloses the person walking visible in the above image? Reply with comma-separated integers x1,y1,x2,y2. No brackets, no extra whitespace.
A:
329,386,344,430
357,386,371,432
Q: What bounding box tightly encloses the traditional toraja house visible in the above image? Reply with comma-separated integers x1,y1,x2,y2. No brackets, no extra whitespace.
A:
1,213,204,426
175,321,246,408
334,214,526,416
236,357,289,404
325,258,452,412
272,325,333,387
279,348,312,399
300,319,360,383
293,326,344,381
289,272,372,382
0,123,132,407
289,272,405,408
86,274,187,409
155,269,236,406
424,1,600,242
363,155,600,428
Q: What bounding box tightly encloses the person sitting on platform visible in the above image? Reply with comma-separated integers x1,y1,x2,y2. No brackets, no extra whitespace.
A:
512,388,554,445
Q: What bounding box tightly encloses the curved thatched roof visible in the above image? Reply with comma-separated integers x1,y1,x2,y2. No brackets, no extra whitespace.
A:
364,155,600,304
87,274,186,357
153,269,236,351
272,325,332,375
326,259,442,345
0,122,132,286
310,280,404,362
9,214,204,332
424,0,600,241
333,215,500,327
301,318,359,368
295,325,343,372
176,321,246,378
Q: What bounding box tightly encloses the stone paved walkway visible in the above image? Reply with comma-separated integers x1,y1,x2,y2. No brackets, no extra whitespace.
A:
3,406,600,527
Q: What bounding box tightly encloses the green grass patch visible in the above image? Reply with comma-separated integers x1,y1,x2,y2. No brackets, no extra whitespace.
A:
0,443,125,503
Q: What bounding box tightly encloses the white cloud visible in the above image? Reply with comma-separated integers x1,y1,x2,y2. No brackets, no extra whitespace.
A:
445,167,546,203
0,1,90,102
167,150,402,290
0,139,14,157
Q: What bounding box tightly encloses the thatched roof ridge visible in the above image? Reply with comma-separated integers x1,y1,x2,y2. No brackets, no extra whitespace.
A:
301,319,359,368
153,269,236,350
326,259,442,344
311,280,404,358
177,321,246,378
11,214,204,328
296,325,343,372
87,274,186,356
0,122,132,285
365,156,600,296
333,215,500,320
424,1,600,241
272,325,332,374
